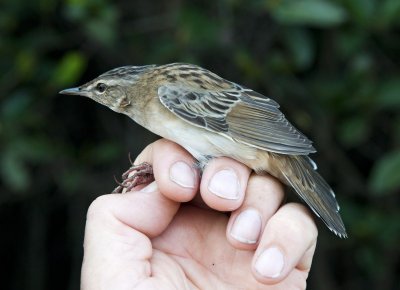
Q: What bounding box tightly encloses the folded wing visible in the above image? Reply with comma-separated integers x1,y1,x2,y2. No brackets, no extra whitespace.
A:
158,83,315,155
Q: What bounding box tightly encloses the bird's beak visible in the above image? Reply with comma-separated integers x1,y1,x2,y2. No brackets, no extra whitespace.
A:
59,87,84,96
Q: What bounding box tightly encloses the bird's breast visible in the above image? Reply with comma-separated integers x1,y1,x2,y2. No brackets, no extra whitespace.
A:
147,109,229,160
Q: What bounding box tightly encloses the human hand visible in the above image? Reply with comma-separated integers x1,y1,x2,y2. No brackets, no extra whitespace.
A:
81,139,318,289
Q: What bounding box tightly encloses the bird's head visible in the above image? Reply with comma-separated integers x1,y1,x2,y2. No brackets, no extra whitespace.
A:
59,65,156,113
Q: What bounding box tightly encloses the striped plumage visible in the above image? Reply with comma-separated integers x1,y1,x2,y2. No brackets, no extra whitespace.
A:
60,63,347,238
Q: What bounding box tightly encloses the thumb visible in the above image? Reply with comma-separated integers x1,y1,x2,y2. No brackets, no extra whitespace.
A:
81,181,179,290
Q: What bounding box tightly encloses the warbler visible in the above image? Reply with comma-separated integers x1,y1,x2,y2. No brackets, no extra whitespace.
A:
60,63,347,238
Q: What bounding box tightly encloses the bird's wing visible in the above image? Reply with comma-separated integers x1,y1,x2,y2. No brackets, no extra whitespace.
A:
158,83,315,155
278,155,347,237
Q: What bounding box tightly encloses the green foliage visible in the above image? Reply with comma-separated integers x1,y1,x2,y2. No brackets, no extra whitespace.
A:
64,0,118,44
369,150,400,194
53,52,87,86
268,0,347,27
282,28,315,71
177,7,220,49
376,77,400,109
338,117,369,147
1,0,399,289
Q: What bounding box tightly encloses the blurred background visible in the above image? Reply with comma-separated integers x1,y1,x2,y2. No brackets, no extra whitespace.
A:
1,0,399,289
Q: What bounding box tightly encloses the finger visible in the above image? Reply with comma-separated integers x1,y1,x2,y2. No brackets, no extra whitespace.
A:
200,157,252,211
226,174,285,250
81,182,179,289
251,203,318,284
134,139,200,202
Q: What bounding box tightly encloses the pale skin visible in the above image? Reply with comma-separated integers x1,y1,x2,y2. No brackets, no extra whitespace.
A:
81,139,318,290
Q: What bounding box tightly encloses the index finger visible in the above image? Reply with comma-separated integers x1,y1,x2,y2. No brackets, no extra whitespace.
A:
133,139,200,202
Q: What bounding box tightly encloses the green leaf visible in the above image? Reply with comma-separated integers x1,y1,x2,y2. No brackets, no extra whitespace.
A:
16,50,37,78
282,28,315,70
369,150,400,194
0,150,30,192
65,0,87,21
53,51,87,86
14,136,58,162
342,0,375,26
338,117,369,147
376,78,400,109
234,49,263,80
177,6,219,48
0,90,31,121
85,6,118,45
350,53,373,76
269,0,347,27
378,0,400,28
337,30,367,58
266,50,291,73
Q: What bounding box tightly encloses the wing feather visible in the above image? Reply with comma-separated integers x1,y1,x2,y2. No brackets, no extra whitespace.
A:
158,82,316,155
277,155,346,237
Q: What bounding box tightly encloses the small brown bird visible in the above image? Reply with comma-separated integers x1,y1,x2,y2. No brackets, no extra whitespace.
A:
60,63,346,237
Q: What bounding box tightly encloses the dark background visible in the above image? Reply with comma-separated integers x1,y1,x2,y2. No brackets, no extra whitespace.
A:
1,0,400,289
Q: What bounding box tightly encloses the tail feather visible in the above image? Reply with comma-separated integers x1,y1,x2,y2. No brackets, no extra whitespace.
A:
277,155,347,238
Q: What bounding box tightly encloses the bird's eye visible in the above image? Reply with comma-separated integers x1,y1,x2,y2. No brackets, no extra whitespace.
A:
96,83,107,93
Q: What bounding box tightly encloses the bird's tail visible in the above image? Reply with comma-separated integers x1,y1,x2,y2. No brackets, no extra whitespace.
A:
275,154,347,238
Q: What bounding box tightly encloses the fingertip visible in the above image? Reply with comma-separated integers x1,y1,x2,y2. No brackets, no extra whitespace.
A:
169,161,198,189
226,207,262,250
200,157,251,211
251,203,318,284
252,246,286,283
226,174,285,251
151,139,199,202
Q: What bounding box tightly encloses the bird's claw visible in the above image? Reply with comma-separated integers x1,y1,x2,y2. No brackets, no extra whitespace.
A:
112,161,154,193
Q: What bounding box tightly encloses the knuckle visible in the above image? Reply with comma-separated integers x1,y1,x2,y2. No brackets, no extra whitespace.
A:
153,138,177,152
250,175,283,195
153,138,193,160
134,142,155,164
245,175,285,207
272,203,318,241
86,194,114,220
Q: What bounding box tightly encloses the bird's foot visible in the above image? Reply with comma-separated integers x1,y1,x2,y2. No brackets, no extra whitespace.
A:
112,161,154,193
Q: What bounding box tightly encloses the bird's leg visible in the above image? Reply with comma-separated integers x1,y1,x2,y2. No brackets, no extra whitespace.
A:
112,161,154,193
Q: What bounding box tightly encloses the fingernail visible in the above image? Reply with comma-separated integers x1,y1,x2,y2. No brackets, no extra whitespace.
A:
140,181,158,193
254,247,285,278
208,168,240,200
169,161,196,188
230,209,262,244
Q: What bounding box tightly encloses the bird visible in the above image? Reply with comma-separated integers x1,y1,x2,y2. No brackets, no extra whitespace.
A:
60,63,347,238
